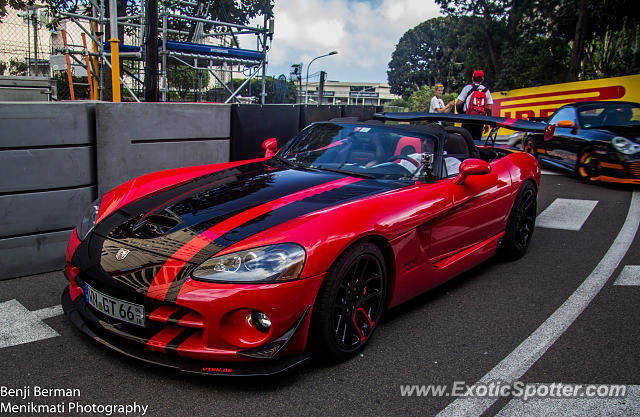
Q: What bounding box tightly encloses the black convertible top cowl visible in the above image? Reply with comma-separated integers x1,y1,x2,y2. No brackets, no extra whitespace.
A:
373,112,550,134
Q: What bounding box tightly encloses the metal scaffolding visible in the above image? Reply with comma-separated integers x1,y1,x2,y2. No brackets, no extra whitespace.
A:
53,0,272,102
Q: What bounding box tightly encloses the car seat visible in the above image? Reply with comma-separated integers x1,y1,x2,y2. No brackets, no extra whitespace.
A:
394,136,422,156
444,126,479,160
603,107,632,126
336,132,385,165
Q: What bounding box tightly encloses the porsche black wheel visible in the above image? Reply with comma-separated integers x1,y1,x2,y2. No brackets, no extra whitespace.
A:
576,150,600,183
312,242,386,362
500,181,537,261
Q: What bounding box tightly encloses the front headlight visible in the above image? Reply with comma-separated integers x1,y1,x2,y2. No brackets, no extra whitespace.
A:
612,136,640,155
191,243,306,283
76,197,102,241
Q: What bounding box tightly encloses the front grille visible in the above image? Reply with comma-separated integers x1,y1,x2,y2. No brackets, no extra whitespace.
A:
630,162,640,178
76,272,204,352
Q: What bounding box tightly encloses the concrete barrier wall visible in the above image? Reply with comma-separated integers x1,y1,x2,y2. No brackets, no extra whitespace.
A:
299,105,343,128
96,103,231,195
341,105,381,121
230,104,300,161
0,103,96,279
0,102,377,280
230,104,383,162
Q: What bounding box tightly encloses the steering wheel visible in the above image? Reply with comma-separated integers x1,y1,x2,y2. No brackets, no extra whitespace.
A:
386,154,421,168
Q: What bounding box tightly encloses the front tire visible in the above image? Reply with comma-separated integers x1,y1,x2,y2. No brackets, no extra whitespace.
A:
311,242,387,363
500,181,537,261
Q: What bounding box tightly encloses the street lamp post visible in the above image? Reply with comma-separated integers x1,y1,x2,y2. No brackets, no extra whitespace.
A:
305,50,338,104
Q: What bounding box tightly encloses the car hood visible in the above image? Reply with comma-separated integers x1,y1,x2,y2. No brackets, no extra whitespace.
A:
94,160,404,266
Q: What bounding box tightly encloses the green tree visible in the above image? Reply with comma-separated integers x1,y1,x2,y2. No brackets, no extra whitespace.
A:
407,85,456,112
434,0,514,86
8,58,27,75
391,0,639,97
167,64,210,100
388,16,472,98
534,0,640,80
389,98,408,108
499,36,568,89
582,17,640,78
0,0,32,22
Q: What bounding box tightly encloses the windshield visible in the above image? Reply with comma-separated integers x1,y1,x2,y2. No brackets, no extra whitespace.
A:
578,102,640,128
278,123,437,180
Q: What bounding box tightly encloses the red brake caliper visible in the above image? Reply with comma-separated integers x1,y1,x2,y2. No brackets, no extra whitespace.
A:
352,307,375,343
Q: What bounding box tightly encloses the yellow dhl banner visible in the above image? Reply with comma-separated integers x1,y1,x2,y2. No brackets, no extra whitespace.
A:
492,74,640,135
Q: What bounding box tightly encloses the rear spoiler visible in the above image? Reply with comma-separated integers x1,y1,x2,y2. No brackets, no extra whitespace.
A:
373,112,556,141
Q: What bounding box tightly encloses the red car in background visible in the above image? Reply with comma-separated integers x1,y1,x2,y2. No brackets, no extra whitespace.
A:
62,113,546,375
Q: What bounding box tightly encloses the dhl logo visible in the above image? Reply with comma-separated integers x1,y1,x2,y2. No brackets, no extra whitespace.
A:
493,74,639,121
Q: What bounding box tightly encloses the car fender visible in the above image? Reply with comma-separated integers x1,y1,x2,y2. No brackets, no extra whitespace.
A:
209,181,452,278
508,151,541,191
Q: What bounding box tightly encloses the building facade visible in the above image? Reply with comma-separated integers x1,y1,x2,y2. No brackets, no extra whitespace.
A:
301,81,400,106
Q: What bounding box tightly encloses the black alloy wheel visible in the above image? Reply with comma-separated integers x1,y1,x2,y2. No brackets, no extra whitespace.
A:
312,242,386,362
500,181,537,260
577,150,600,183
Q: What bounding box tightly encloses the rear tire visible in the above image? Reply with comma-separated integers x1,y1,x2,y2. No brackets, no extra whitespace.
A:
311,242,387,363
576,149,600,183
523,138,536,155
500,181,537,261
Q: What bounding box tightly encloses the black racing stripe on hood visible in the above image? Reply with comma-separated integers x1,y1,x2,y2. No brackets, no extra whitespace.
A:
106,161,269,219
162,179,407,303
95,162,345,266
92,161,269,239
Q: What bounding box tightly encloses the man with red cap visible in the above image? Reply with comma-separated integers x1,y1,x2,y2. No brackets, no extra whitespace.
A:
455,70,493,141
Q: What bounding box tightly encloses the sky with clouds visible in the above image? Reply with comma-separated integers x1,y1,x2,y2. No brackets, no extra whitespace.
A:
240,0,442,84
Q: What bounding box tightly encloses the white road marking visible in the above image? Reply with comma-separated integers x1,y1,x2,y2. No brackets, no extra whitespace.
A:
0,300,64,349
437,191,640,417
536,198,598,231
614,265,640,286
541,169,562,175
497,384,640,416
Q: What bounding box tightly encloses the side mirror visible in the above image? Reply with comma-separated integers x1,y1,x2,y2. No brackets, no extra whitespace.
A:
453,158,491,185
262,137,277,158
557,120,574,128
557,119,578,134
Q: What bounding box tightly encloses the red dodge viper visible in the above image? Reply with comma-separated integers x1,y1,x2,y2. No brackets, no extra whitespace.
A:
62,113,546,375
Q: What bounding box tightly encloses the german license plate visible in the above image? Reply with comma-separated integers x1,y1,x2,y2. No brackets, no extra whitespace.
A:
84,283,145,327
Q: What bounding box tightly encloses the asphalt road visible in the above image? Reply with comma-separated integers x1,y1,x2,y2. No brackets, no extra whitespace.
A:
1,170,639,417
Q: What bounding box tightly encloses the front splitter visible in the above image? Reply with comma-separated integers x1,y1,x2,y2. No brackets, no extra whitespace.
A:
61,286,310,376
